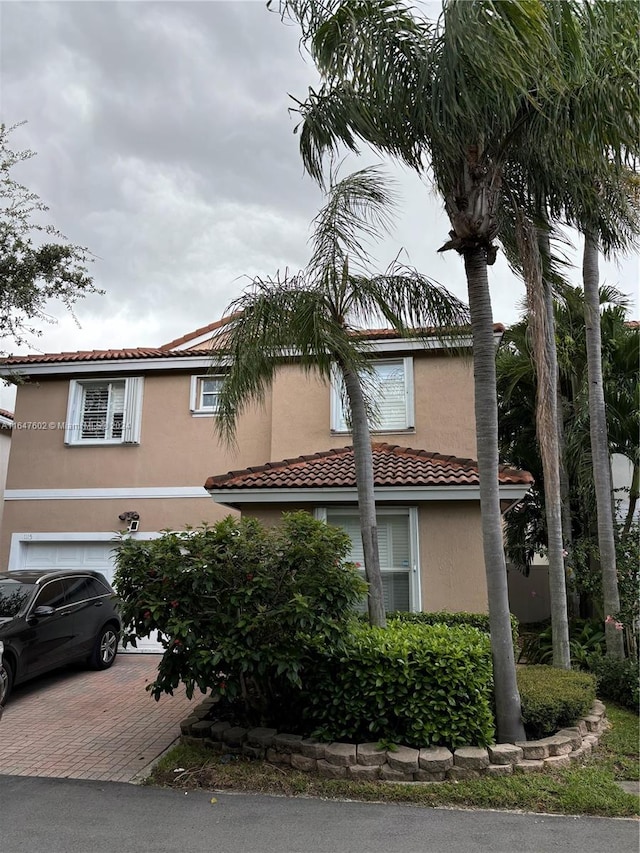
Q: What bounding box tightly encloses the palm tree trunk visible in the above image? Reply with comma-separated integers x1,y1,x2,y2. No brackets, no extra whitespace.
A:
582,230,625,659
557,385,580,617
341,362,387,628
464,246,525,743
622,461,639,538
530,226,570,668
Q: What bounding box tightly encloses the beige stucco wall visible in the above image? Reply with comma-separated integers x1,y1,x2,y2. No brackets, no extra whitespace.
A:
268,352,476,461
2,349,478,575
240,500,489,615
418,502,488,613
6,373,271,490
0,497,237,565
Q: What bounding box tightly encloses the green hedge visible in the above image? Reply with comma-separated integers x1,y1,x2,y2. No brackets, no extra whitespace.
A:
292,621,495,749
517,665,596,739
587,654,639,711
389,610,519,650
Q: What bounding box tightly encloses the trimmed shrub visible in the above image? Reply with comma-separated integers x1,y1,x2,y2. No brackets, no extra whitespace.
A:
391,610,519,651
517,665,596,739
587,654,639,711
113,512,366,725
291,621,495,749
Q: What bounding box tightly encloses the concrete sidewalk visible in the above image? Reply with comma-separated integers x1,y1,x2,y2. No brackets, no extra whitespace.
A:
0,654,195,782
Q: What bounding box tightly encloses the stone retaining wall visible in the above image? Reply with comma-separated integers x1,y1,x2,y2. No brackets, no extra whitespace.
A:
179,700,608,783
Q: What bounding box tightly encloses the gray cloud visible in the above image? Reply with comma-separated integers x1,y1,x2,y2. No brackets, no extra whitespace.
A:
0,0,636,399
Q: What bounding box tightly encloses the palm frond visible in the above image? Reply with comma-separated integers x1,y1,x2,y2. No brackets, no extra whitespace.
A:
211,276,357,445
307,164,397,283
347,262,469,336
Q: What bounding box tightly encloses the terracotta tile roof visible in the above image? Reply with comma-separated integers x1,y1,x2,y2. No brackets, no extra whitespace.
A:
2,321,505,368
163,320,505,350
205,443,533,492
2,348,214,366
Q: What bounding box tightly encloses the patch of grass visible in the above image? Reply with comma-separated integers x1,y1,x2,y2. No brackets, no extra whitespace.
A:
147,703,639,817
593,703,640,781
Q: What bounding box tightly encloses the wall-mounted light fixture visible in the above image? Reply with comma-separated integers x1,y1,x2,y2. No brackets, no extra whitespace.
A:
118,511,140,532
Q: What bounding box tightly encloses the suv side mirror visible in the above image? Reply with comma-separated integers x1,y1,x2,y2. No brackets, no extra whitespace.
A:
32,605,55,618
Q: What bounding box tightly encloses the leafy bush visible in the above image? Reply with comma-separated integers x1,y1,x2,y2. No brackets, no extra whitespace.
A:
288,621,495,749
113,512,366,725
519,620,605,668
573,523,639,643
391,610,519,650
587,654,640,711
517,665,596,739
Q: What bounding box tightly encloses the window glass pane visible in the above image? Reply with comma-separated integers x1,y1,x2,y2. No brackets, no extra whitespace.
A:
335,361,407,432
326,511,412,612
81,385,109,438
368,362,406,430
87,577,112,597
383,572,410,611
200,377,222,410
80,382,125,440
35,579,66,609
63,576,94,604
0,580,33,617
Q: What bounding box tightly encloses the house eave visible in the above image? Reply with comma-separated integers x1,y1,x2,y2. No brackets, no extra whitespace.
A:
0,329,502,379
207,483,530,509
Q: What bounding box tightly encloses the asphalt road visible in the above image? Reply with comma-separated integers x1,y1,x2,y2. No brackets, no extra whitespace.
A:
1,775,637,853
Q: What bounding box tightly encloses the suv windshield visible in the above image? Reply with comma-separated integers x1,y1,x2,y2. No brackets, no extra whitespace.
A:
0,580,34,617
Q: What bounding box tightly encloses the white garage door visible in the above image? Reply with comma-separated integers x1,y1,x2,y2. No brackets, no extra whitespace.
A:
19,540,163,654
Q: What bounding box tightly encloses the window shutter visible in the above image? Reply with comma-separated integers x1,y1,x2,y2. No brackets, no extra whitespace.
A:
109,382,126,439
122,376,144,443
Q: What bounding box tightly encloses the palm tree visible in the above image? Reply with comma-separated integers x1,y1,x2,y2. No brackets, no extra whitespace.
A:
497,285,639,622
211,166,469,628
274,0,581,741
525,0,639,658
275,0,638,729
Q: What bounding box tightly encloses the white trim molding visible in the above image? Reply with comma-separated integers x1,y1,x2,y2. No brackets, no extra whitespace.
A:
5,486,210,501
207,483,531,507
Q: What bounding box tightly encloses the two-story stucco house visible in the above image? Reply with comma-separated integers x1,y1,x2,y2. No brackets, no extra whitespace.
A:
0,319,532,649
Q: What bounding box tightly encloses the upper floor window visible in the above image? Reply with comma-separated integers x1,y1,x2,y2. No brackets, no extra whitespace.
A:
190,375,223,416
331,358,414,433
64,377,144,445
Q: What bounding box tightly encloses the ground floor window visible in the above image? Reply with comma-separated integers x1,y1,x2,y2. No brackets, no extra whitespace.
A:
320,507,420,612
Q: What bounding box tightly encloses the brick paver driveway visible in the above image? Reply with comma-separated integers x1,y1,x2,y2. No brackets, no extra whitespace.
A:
0,654,196,782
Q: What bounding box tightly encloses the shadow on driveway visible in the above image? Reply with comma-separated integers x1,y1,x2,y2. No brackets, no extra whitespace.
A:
0,654,196,782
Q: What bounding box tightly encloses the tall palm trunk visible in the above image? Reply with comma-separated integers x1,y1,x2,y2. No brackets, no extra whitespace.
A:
622,462,638,538
582,230,625,660
341,362,387,627
464,246,525,743
523,225,570,668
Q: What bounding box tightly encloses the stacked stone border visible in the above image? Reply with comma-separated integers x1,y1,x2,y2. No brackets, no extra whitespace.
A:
179,699,608,783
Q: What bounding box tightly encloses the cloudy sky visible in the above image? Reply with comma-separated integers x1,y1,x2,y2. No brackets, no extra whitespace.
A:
1,0,638,411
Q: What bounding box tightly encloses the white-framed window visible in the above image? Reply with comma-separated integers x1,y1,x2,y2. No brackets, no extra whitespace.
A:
318,507,420,613
190,375,223,416
331,357,414,433
64,377,144,445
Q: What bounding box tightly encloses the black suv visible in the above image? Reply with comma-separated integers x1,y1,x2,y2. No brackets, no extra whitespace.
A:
0,570,121,706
